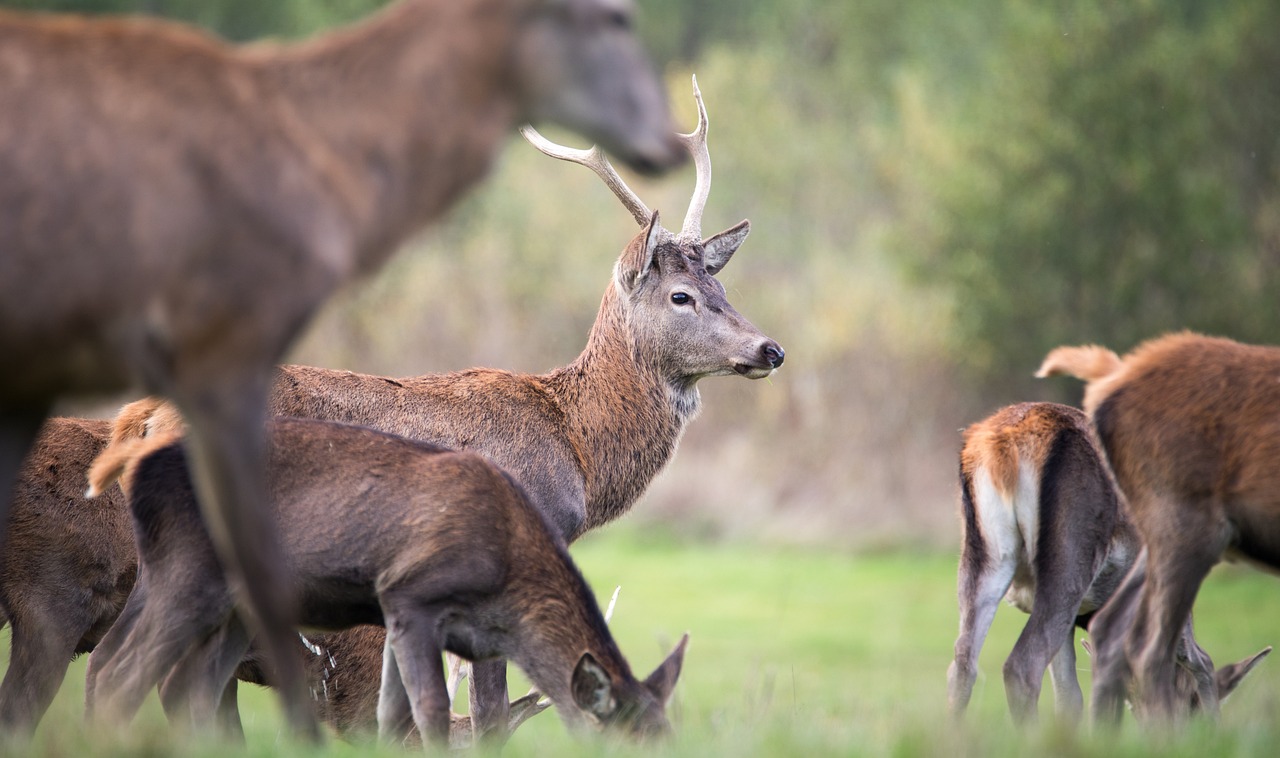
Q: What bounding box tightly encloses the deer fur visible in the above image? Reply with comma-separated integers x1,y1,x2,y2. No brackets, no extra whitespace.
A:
0,414,536,742
947,402,1268,725
1038,332,1280,723
94,80,781,743
0,0,682,735
84,418,688,747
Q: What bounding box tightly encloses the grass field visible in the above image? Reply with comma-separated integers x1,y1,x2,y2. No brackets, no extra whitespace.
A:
5,527,1278,756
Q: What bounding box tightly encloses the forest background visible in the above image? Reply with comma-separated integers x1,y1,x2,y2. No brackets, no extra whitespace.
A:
7,0,1279,549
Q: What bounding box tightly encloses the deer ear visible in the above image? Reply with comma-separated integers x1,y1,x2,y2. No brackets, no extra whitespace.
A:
614,210,663,295
571,652,618,720
701,220,749,276
642,633,689,704
1216,646,1271,701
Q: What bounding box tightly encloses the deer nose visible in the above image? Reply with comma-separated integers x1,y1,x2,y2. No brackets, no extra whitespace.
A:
762,341,785,369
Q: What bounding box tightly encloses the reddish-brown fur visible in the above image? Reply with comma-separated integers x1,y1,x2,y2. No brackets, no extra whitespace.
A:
1040,332,1280,723
0,0,682,734
949,402,1266,725
84,418,688,747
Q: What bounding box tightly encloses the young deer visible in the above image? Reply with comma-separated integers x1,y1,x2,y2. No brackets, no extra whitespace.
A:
105,78,781,743
948,402,1269,724
1038,332,1280,723
0,413,536,741
84,418,688,747
0,0,682,734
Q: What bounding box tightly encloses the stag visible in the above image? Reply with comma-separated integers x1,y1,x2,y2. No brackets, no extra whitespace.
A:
1038,333,1280,723
948,402,1268,724
84,418,688,747
98,77,781,742
0,0,683,734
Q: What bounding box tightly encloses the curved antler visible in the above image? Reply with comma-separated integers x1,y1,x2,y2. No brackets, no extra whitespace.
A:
675,75,710,244
518,126,652,226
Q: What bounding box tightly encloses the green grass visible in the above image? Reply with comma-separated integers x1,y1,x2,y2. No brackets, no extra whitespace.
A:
4,529,1278,756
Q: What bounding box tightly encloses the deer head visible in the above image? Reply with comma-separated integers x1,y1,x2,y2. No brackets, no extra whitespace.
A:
521,77,785,391
570,633,688,739
512,0,685,174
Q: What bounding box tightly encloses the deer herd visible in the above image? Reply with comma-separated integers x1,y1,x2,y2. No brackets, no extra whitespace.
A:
0,0,1274,751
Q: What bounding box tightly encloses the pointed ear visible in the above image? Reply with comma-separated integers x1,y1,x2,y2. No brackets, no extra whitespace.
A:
615,211,663,295
701,220,749,276
643,634,689,705
571,652,617,720
1216,646,1271,701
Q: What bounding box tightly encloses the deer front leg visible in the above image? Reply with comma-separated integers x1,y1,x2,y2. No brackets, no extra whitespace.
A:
377,635,414,744
1088,550,1146,726
172,377,318,742
382,603,450,747
469,659,511,744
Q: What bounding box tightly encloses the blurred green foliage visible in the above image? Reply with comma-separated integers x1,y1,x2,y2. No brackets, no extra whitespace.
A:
5,0,1278,541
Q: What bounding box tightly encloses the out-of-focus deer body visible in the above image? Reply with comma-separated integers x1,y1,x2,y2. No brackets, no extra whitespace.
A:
101,79,781,743
84,418,688,747
948,402,1267,725
0,0,683,734
1039,333,1280,724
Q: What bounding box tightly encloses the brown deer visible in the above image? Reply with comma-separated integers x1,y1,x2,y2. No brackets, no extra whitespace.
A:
0,414,539,741
101,77,781,742
0,0,684,735
1038,332,1280,723
83,418,689,747
948,402,1269,725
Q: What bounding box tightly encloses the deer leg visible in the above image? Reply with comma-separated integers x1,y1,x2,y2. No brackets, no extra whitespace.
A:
1088,550,1146,726
469,659,511,745
376,634,414,744
1046,634,1083,723
158,614,252,738
0,408,46,549
85,573,151,720
947,550,1016,716
0,599,88,733
1128,530,1221,724
171,378,318,742
382,603,450,747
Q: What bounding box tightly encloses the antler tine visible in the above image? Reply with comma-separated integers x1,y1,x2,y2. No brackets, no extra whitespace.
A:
519,125,652,226
676,75,711,243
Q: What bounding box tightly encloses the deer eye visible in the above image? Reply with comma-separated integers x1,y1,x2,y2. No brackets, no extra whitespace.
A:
670,292,692,306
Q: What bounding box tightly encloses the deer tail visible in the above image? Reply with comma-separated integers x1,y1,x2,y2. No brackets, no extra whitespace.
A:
86,397,187,498
1035,344,1122,383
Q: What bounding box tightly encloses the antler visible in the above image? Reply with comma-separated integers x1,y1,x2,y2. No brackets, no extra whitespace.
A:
676,75,711,244
519,126,652,226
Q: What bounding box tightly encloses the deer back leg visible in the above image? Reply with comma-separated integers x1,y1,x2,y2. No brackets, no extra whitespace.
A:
158,613,252,738
1088,549,1146,726
1127,512,1223,724
1046,634,1083,722
170,377,317,741
948,470,1018,716
0,596,92,733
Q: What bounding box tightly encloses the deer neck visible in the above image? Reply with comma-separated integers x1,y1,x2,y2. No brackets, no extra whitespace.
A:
255,0,524,268
546,286,700,535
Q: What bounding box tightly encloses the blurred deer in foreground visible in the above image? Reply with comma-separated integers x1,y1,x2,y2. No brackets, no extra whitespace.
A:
103,76,781,744
0,0,683,735
84,418,688,747
1039,332,1280,724
947,402,1268,725
0,416,540,741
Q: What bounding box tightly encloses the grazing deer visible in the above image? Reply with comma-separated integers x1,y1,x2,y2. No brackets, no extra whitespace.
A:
84,418,689,747
102,77,781,742
0,0,683,734
1038,332,1280,723
947,402,1269,724
0,414,536,741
